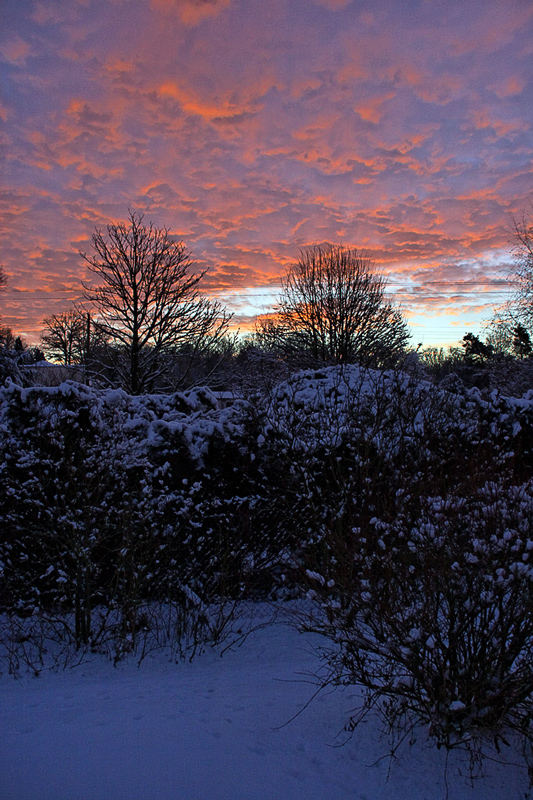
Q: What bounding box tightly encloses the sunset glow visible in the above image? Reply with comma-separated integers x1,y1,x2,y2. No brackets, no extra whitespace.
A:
2,0,533,346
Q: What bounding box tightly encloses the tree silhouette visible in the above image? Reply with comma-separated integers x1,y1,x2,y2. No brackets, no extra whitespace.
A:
82,211,231,394
256,245,409,368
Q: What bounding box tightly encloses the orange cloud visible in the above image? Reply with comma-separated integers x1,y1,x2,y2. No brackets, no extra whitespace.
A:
469,107,524,138
354,92,396,124
312,0,352,9
157,80,264,124
151,0,232,25
490,75,526,99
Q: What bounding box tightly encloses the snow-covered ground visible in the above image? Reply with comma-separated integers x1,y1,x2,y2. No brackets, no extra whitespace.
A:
1,607,530,800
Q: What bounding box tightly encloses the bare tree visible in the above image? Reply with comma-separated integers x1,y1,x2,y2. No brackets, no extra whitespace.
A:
510,205,533,333
0,264,7,329
40,309,88,365
81,211,231,394
256,245,410,368
0,270,25,384
486,204,533,357
0,264,13,351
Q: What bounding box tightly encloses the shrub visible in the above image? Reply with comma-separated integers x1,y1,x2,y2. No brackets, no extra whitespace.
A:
263,366,533,769
299,481,533,754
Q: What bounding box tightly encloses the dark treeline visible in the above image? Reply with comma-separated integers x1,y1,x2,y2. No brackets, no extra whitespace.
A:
1,208,533,397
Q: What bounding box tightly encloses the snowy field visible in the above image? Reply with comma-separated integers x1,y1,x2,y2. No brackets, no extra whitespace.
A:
1,607,530,800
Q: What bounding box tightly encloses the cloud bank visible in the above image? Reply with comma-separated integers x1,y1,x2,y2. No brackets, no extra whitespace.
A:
1,0,532,344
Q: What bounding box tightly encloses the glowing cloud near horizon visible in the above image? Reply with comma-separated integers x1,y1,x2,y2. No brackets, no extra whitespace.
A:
1,0,532,346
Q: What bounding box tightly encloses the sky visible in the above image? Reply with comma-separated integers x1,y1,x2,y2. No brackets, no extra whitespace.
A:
1,0,533,347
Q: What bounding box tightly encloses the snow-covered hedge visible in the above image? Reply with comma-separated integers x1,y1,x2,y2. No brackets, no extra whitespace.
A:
0,380,288,656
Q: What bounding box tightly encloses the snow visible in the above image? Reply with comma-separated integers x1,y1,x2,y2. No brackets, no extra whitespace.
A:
0,606,529,800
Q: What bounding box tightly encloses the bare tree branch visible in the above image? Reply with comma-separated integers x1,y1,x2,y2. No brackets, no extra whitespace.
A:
41,310,87,366
510,205,533,333
81,211,231,394
256,245,410,368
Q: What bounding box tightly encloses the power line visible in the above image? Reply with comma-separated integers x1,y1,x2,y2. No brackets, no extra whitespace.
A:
2,280,514,292
3,292,513,301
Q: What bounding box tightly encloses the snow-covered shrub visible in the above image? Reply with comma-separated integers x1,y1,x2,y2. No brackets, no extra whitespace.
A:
0,351,23,385
299,481,533,752
256,364,520,577
263,366,533,765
